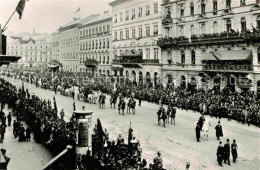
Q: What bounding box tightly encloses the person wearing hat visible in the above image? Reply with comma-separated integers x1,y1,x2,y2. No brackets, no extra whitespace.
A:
185,163,190,169
216,141,224,167
231,139,238,162
224,139,231,165
215,120,223,140
154,151,163,168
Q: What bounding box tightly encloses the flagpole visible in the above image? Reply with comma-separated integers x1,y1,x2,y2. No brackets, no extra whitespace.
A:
2,9,16,32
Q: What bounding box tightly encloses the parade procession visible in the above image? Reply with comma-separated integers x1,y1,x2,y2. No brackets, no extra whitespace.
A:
0,0,260,169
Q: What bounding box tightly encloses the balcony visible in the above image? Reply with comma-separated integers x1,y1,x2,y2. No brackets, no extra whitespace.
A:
84,59,99,67
203,64,253,73
112,58,160,67
157,31,260,49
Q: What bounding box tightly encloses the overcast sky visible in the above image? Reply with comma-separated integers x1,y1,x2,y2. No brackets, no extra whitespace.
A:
0,0,112,35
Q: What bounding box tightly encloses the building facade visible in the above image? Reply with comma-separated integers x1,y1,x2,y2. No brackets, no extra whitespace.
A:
58,15,98,72
109,0,163,86
78,11,113,76
6,30,52,69
159,0,260,93
51,31,60,61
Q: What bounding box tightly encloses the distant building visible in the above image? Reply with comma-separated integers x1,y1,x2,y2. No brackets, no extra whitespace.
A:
6,30,52,69
78,11,112,76
159,0,260,92
109,0,163,86
51,31,60,61
57,15,98,72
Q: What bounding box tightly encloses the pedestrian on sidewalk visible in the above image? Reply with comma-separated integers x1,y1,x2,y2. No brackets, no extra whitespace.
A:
13,120,18,138
73,102,76,111
0,123,7,143
26,127,31,141
7,112,12,127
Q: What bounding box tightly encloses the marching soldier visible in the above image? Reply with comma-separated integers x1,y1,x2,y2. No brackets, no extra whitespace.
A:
231,139,238,163
217,141,224,167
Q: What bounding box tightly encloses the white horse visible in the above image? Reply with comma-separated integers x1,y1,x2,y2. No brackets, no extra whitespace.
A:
202,118,211,141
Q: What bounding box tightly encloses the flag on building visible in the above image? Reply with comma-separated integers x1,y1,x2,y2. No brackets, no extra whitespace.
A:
16,0,27,19
74,7,80,14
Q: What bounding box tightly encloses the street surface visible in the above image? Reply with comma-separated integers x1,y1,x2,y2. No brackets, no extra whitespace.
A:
2,76,260,170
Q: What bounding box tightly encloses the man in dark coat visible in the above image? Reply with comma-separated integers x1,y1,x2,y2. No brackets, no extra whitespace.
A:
224,139,231,165
231,139,238,162
7,112,12,127
198,115,205,130
217,141,224,167
26,127,32,141
215,120,223,140
195,123,201,142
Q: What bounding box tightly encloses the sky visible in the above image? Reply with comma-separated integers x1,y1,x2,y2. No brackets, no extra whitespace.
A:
0,0,113,35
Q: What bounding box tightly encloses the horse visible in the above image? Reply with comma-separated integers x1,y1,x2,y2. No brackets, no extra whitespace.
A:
166,106,176,125
127,98,136,114
202,118,211,141
157,106,167,127
110,94,117,109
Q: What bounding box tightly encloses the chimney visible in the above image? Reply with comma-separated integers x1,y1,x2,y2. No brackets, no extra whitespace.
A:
104,11,109,15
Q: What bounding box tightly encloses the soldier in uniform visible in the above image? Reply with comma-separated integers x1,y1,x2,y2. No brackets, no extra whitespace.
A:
215,120,223,140
224,139,231,165
217,141,224,167
231,139,238,163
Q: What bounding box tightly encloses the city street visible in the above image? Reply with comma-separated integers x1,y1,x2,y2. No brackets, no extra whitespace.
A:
2,76,260,170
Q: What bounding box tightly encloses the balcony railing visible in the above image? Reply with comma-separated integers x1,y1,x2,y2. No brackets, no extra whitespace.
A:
203,64,253,72
112,59,160,65
158,31,260,49
85,59,99,67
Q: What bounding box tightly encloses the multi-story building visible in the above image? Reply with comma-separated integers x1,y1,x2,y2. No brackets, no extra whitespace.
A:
109,0,162,86
58,15,98,72
78,11,112,76
51,31,60,61
6,30,52,69
159,0,260,93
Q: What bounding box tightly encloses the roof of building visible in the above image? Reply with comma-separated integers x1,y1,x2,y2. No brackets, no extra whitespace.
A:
80,12,112,28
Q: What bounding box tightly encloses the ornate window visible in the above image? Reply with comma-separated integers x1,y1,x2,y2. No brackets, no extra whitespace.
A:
256,15,260,29
181,51,185,64
191,50,195,65
190,3,194,16
226,20,232,32
241,17,247,32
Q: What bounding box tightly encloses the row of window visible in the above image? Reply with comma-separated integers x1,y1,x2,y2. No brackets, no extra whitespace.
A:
179,0,257,17
114,48,159,60
114,2,158,23
61,37,78,46
80,25,111,38
79,54,110,64
9,45,48,49
114,24,158,40
61,53,78,60
79,38,110,51
177,16,260,36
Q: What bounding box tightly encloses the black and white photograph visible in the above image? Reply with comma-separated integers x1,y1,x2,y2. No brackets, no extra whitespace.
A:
0,0,259,169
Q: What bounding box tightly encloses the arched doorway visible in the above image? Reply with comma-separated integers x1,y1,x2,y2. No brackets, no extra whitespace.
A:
139,71,143,85
213,76,221,91
257,81,260,99
154,72,158,87
188,76,197,93
131,71,137,85
145,72,151,85
180,76,186,89
227,76,236,92
125,71,130,84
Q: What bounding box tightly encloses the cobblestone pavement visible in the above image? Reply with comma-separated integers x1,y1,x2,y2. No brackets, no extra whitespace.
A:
2,76,260,170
